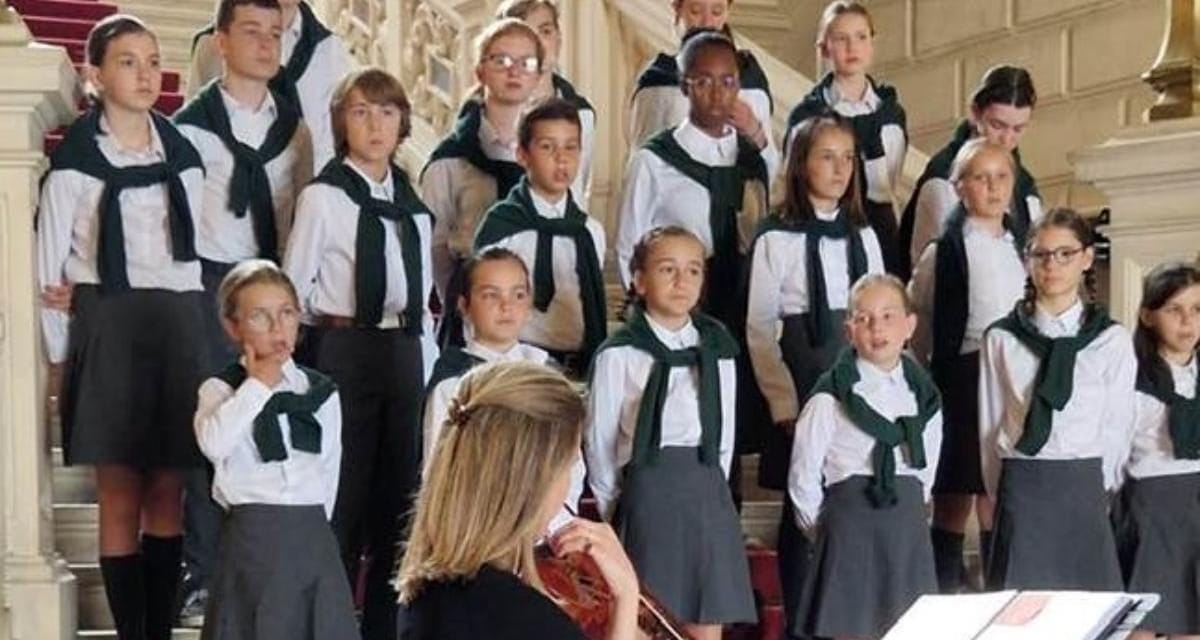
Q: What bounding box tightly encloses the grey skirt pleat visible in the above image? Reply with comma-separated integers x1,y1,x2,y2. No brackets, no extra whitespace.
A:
987,457,1122,591
1114,472,1200,635
931,352,985,495
793,475,936,639
614,447,757,625
201,504,358,640
61,285,207,468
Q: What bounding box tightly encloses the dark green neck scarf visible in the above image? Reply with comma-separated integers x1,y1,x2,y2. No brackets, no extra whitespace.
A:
47,108,202,293
595,306,738,467
930,205,1025,370
216,363,337,461
474,177,607,368
897,120,1041,278
1137,357,1200,459
753,210,869,347
644,127,767,313
811,348,941,507
267,1,332,115
311,159,430,334
173,81,301,262
990,303,1116,455
422,100,524,198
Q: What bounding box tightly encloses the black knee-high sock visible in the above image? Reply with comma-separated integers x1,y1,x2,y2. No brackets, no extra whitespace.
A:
930,527,966,593
141,534,183,640
101,554,146,640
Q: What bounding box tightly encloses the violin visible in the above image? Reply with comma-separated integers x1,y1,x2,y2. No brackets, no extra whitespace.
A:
534,545,694,640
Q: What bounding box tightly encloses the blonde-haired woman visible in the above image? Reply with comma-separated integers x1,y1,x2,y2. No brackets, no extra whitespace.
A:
396,362,639,640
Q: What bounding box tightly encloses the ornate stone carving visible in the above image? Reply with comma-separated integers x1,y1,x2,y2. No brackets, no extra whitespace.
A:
401,1,463,134
1142,0,1200,121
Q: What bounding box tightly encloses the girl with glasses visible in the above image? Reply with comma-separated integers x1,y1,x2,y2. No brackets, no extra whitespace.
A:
194,259,356,640
421,18,545,348
978,208,1136,590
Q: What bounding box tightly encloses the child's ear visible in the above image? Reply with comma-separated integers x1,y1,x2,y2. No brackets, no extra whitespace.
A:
1081,246,1096,272
903,311,918,342
843,317,854,343
456,294,470,318
515,144,531,171
220,316,240,345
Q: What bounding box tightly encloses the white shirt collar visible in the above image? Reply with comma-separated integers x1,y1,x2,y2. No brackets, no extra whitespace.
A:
963,217,1012,242
344,158,393,200
529,188,568,219
219,84,278,118
465,340,539,363
813,204,840,222
236,357,305,391
1033,299,1085,337
1170,356,1198,396
856,356,907,388
96,112,166,161
675,117,738,162
644,313,698,349
477,108,517,149
823,77,881,110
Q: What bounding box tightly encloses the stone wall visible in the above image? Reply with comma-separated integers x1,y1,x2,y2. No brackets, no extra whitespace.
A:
736,0,1165,212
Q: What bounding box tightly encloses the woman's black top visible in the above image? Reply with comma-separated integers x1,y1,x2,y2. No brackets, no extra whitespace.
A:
397,564,588,639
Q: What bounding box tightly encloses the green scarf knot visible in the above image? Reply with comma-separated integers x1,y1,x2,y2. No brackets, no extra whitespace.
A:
216,363,337,462
811,348,941,507
989,303,1115,456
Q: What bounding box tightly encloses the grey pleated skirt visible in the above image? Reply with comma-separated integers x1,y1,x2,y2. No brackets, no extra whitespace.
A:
793,475,936,639
614,447,757,625
202,504,358,640
61,285,207,468
987,457,1122,591
1114,472,1200,635
931,352,985,495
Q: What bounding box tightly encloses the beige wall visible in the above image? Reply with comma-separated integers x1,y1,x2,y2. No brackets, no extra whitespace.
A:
737,0,1165,212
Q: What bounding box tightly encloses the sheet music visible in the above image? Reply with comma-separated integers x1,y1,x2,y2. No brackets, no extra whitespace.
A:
976,592,1132,640
883,591,1017,640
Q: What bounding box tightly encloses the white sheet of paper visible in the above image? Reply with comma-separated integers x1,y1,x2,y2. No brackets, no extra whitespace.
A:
883,591,1018,640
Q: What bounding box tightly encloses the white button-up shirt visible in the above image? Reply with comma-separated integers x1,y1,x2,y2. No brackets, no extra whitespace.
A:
745,206,886,423
283,160,435,333
787,357,943,535
1125,358,1200,480
908,217,1027,364
585,315,738,519
979,300,1138,496
36,114,206,363
193,358,342,518
616,118,776,288
178,86,313,263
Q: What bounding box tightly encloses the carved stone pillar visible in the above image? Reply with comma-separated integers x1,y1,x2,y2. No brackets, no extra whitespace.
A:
0,9,80,640
1142,0,1200,121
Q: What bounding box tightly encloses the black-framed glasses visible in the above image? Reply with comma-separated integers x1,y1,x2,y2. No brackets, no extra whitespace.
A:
483,53,541,74
1027,246,1086,266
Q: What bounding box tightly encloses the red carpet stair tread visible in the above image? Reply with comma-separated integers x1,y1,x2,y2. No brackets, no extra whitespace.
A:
11,0,186,153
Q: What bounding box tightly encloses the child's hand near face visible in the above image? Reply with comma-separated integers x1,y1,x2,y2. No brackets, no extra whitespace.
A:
728,98,764,145
244,341,285,388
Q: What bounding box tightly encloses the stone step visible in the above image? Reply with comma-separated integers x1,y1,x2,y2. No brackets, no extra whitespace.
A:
115,1,214,29
79,630,200,639
55,503,98,565
52,447,96,504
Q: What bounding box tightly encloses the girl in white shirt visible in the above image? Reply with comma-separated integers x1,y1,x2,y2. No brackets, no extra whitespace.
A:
786,1,907,276
745,114,883,632
37,16,208,639
421,19,546,346
586,227,755,640
194,260,356,640
788,274,941,640
1116,262,1200,640
907,138,1027,593
979,208,1136,590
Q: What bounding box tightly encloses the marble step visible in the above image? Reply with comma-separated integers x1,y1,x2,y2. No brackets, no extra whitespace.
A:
52,447,96,504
